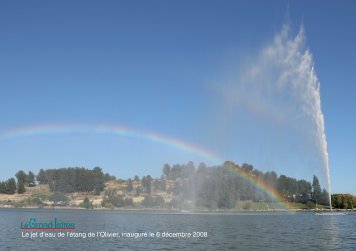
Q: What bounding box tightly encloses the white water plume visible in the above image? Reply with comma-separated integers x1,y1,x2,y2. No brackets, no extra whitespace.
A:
214,24,331,208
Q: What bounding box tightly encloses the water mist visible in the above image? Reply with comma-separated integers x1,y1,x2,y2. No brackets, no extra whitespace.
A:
215,25,332,209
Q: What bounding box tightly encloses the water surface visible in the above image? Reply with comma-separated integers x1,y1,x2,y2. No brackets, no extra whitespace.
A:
1,209,355,250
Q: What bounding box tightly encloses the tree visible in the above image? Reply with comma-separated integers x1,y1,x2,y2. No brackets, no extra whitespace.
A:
17,181,26,194
264,171,278,189
197,162,207,174
80,197,93,209
37,169,48,184
16,170,27,193
16,170,27,184
101,189,133,208
141,195,165,208
142,175,152,194
0,182,5,193
296,179,312,203
7,178,17,194
126,179,133,193
104,173,116,182
182,161,195,178
0,178,17,194
241,163,253,172
27,171,35,185
48,192,69,203
277,175,289,197
44,167,106,193
163,164,171,179
320,189,330,206
312,175,321,206
92,167,105,195
331,194,355,209
170,164,182,180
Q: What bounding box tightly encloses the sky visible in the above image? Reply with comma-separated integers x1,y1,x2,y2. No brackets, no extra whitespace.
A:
0,1,355,194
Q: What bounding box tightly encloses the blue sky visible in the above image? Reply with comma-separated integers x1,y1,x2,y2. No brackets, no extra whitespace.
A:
0,1,355,194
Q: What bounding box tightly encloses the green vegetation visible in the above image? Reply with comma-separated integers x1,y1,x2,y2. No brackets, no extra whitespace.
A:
80,197,93,209
48,192,69,204
141,175,153,194
101,189,133,208
0,161,351,211
126,179,133,193
332,194,355,209
15,170,27,194
27,171,35,185
0,178,16,194
141,195,165,208
40,167,105,194
37,169,48,184
26,196,44,207
159,161,330,210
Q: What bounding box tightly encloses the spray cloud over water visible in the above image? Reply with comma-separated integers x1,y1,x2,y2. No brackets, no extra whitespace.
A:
214,24,331,208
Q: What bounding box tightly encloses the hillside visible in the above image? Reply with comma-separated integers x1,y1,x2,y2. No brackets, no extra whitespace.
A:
0,179,177,209
0,162,348,211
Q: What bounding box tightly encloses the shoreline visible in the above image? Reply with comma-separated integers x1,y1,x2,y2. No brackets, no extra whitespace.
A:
0,205,354,213
1,184,354,214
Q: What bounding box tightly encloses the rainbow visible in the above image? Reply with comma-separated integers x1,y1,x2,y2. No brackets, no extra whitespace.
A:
0,123,289,209
0,123,220,163
224,161,290,210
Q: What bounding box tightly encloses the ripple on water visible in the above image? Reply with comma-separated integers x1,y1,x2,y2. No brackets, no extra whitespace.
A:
0,209,355,250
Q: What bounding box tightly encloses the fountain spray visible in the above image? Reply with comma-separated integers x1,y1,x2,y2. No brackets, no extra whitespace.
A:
217,24,332,210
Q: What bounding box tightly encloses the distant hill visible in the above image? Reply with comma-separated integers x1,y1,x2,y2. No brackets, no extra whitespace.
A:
0,162,344,210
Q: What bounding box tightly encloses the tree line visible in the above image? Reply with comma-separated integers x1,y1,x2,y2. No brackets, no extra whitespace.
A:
331,194,355,209
1,161,351,210
158,161,330,209
0,167,111,195
37,167,106,194
0,170,36,194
